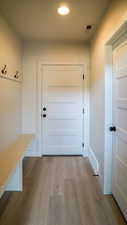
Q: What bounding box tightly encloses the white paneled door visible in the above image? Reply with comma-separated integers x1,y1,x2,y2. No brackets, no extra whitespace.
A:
41,65,84,155
112,41,127,220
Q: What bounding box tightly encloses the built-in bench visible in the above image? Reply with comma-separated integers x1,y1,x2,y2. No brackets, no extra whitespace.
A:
0,134,35,198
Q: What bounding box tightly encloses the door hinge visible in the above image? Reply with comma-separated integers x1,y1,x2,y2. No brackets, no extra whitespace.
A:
82,143,84,148
83,108,85,114
83,74,84,80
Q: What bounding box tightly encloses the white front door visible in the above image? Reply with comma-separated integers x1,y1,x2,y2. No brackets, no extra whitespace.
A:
41,65,84,155
112,40,127,220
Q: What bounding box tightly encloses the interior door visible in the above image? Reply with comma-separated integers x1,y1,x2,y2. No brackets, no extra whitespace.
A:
41,65,84,155
112,40,127,220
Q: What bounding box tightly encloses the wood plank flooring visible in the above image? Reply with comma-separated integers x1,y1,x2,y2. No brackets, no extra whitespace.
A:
0,156,126,225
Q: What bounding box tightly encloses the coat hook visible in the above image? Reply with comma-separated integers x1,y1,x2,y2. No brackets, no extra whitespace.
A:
14,71,19,79
1,65,7,75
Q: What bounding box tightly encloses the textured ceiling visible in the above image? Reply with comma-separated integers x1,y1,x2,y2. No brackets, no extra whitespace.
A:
0,0,110,41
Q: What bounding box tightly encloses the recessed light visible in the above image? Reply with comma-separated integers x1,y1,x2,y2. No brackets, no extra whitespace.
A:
57,5,70,15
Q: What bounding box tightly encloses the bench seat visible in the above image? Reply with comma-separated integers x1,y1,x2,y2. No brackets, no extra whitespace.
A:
0,134,35,198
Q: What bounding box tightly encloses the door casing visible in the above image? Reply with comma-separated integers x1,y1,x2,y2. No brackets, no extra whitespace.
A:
37,63,89,157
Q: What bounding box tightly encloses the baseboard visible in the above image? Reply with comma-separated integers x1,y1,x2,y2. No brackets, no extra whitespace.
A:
82,143,88,157
88,146,99,175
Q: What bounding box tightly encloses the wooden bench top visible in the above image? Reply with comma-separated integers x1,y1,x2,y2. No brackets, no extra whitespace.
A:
0,134,35,190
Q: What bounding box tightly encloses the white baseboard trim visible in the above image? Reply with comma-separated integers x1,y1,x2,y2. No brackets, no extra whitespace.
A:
88,146,99,175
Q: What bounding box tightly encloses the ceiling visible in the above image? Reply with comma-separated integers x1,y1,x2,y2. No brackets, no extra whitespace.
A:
0,0,110,41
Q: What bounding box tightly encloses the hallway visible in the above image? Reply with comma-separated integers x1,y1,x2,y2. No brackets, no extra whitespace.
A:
0,157,126,225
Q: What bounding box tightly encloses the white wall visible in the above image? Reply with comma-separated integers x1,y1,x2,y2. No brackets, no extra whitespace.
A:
22,41,89,156
90,0,127,190
0,13,22,152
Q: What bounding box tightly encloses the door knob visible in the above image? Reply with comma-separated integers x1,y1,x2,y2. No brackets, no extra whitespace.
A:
43,114,46,118
109,126,116,132
43,107,46,111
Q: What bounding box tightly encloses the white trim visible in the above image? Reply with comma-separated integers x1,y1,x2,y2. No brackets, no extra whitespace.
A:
104,20,127,194
88,146,99,175
83,63,90,157
37,62,89,157
104,45,113,194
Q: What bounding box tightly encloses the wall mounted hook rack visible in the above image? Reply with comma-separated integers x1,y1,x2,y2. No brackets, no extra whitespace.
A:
0,65,22,83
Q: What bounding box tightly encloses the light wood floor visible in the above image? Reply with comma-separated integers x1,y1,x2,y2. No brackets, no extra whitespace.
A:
0,156,126,225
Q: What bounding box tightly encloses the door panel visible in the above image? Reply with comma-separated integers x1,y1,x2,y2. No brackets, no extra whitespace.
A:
112,41,127,220
41,65,84,155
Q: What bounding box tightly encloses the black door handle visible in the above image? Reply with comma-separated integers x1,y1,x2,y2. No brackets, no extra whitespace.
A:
43,107,46,111
43,114,46,118
109,126,116,132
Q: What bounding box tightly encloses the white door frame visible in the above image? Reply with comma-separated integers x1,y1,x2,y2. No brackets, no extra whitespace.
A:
37,62,89,157
104,20,127,194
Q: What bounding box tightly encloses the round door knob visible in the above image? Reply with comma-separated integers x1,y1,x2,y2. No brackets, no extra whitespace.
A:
43,107,46,111
43,114,46,118
109,126,116,132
